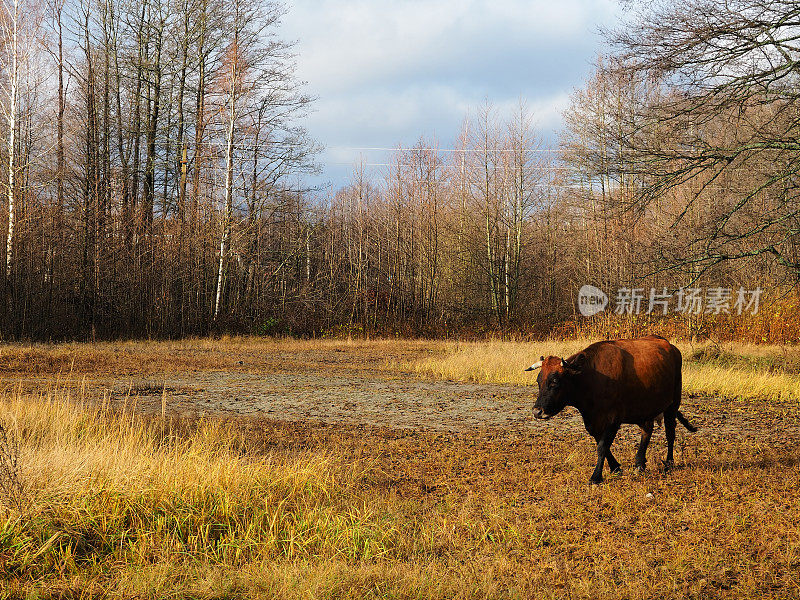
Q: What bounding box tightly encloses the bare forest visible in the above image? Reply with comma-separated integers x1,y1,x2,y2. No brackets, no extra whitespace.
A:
1,0,799,340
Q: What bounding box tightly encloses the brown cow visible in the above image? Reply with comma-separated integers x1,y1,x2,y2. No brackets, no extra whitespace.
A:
525,336,696,484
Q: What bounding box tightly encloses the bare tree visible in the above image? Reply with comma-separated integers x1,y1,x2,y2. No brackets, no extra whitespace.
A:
0,0,21,285
607,0,800,279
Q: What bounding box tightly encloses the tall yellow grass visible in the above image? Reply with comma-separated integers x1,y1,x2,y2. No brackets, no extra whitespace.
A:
0,387,396,595
412,339,800,401
412,340,590,386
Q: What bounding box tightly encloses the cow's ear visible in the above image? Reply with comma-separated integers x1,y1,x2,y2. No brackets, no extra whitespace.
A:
565,353,586,374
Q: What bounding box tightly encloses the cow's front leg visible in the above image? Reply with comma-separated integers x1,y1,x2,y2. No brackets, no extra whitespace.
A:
635,420,654,471
605,448,622,475
591,423,620,484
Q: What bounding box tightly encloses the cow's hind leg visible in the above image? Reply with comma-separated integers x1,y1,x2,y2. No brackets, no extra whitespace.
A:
664,354,683,471
663,408,677,470
635,420,654,471
591,423,620,484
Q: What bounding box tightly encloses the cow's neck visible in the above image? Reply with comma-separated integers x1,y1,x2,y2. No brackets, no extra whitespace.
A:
568,393,596,433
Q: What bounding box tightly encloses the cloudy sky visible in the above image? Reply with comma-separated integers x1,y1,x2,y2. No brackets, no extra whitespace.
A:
281,0,622,190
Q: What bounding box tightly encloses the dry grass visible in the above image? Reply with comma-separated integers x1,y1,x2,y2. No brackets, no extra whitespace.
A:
0,337,798,597
0,336,436,378
0,387,393,597
0,387,798,598
413,339,800,401
412,340,591,386
682,364,800,402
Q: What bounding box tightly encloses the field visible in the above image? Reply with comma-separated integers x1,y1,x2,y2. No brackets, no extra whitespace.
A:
0,338,799,599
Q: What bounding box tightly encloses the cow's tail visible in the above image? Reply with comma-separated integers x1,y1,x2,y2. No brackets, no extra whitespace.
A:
677,411,698,433
673,345,697,432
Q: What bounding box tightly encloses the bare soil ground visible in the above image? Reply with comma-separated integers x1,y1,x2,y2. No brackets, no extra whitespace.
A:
101,370,800,450
112,372,534,429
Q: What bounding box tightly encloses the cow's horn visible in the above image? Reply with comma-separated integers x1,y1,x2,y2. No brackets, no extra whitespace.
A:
525,360,543,372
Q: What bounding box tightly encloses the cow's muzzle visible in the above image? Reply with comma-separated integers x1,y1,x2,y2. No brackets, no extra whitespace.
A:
533,408,552,420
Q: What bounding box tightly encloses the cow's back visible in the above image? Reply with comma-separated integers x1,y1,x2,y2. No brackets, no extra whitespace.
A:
575,336,681,423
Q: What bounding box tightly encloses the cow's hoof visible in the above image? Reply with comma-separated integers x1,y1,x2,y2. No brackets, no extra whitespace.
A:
634,464,646,474
662,459,675,472
590,477,603,485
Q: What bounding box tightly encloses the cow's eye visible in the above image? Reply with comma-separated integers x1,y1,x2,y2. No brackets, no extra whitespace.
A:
549,378,559,389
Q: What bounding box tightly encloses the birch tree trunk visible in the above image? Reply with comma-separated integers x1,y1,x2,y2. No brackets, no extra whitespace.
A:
213,37,238,321
213,114,235,321
4,0,18,283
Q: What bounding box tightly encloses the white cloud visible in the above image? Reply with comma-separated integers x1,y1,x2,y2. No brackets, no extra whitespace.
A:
284,0,617,94
308,87,572,179
279,0,621,186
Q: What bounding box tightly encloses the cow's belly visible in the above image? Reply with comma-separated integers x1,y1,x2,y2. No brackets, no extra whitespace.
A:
619,391,673,423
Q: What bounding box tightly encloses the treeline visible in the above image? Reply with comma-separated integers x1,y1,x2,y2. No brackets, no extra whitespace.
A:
1,0,798,340
312,99,788,340
0,0,316,339
244,0,800,341
303,3,800,341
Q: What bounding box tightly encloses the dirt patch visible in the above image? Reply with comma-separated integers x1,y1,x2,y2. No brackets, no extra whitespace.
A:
110,371,537,430
101,369,800,455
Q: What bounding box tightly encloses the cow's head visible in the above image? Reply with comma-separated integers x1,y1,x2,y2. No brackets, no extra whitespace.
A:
526,353,586,419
